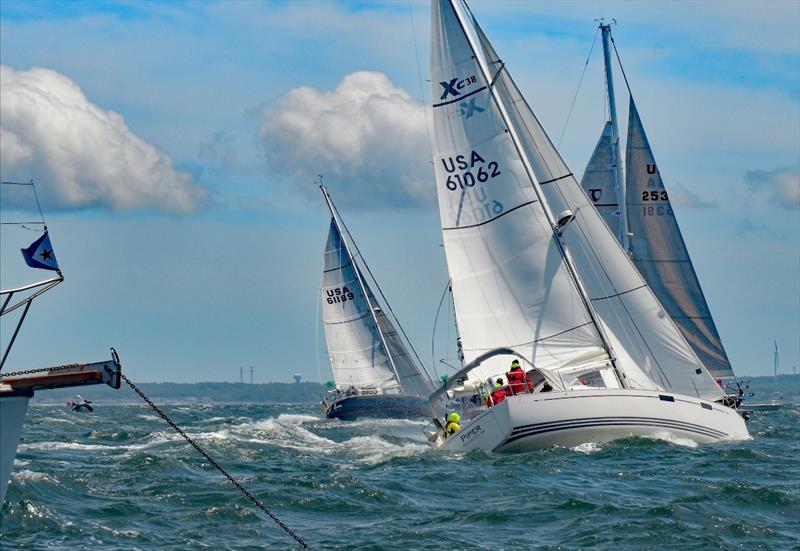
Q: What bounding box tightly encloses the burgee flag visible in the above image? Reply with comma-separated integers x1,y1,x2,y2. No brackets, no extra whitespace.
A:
21,231,60,272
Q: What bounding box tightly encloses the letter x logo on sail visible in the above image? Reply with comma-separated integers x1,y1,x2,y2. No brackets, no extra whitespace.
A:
440,78,460,100
460,97,484,119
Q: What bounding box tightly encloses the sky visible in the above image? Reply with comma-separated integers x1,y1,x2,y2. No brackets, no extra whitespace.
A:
1,0,798,384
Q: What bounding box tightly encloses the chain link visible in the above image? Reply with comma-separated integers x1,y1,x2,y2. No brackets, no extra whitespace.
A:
0,363,83,378
119,373,309,549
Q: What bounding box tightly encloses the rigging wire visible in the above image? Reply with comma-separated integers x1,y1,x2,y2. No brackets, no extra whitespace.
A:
609,32,634,96
430,279,452,379
557,27,600,148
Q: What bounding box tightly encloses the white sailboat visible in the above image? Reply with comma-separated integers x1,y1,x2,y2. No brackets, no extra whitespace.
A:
319,185,435,420
0,181,121,505
424,0,749,452
580,22,735,381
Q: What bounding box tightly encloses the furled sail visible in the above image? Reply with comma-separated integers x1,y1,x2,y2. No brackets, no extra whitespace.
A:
433,0,724,401
625,99,734,378
321,219,399,391
580,122,622,239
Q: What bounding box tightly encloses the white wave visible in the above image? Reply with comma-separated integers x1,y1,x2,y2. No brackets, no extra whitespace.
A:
341,435,429,465
644,431,699,448
19,441,122,452
572,442,603,454
136,414,160,421
12,469,59,484
342,417,429,430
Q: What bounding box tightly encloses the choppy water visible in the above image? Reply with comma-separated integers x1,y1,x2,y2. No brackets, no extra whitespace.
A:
1,402,798,550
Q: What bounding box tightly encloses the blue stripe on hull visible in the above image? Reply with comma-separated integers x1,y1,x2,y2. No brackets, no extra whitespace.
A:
325,395,431,421
504,416,727,446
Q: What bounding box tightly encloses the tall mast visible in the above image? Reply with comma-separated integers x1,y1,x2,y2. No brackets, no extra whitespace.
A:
319,185,404,390
448,0,627,388
600,22,629,253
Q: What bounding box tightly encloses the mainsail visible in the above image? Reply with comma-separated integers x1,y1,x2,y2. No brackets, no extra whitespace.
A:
430,0,724,401
320,202,434,396
625,99,734,378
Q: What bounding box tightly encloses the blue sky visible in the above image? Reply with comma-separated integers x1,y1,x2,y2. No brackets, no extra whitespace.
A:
1,0,798,383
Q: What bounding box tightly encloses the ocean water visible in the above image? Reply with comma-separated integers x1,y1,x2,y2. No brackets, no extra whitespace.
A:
1,402,798,550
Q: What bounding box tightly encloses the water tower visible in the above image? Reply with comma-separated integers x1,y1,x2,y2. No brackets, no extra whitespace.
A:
293,374,302,384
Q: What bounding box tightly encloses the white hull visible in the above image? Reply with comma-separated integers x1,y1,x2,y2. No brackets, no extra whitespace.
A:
435,389,749,453
1,394,31,504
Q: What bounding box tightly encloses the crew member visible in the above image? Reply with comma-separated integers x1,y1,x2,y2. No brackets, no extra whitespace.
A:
489,378,507,406
445,412,461,436
506,359,533,395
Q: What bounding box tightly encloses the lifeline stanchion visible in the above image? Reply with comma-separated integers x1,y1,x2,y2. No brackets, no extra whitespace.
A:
119,373,309,549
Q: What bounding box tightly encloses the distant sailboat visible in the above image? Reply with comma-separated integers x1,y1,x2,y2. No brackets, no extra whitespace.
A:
319,185,435,420
0,181,121,505
579,22,735,381
423,0,748,452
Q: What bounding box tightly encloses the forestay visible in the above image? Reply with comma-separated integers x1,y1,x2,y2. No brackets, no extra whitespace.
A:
625,99,734,378
580,122,621,240
321,219,399,391
433,0,724,401
430,0,611,384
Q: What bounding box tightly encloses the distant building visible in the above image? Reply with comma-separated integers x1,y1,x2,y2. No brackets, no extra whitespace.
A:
293,374,302,384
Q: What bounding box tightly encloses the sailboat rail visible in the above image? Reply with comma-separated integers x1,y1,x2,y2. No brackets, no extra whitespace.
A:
0,276,63,317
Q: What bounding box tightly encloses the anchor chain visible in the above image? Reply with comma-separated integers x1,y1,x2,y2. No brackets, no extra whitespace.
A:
119,373,309,549
0,363,83,377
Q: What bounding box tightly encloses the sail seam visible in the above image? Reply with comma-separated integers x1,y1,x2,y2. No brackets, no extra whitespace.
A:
432,86,487,107
462,321,594,352
538,173,574,186
590,284,647,302
323,262,352,273
324,312,372,326
442,199,538,230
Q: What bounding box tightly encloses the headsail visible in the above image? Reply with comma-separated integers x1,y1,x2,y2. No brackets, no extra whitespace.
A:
580,122,622,239
431,0,724,401
321,218,399,391
625,99,734,378
430,0,612,384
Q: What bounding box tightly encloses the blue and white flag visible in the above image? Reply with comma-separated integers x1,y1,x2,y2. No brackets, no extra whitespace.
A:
21,231,60,272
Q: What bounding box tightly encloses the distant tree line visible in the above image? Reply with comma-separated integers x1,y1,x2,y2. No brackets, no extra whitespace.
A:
32,381,327,404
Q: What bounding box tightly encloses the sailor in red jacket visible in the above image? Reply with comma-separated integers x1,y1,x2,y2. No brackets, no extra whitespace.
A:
506,359,533,395
486,378,507,407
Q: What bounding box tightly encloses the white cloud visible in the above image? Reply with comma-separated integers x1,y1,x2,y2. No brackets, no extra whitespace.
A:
0,65,207,212
667,181,715,209
746,166,800,209
259,71,433,209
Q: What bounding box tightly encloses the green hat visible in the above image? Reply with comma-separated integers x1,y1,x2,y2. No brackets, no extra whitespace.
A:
511,359,520,367
448,412,461,423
